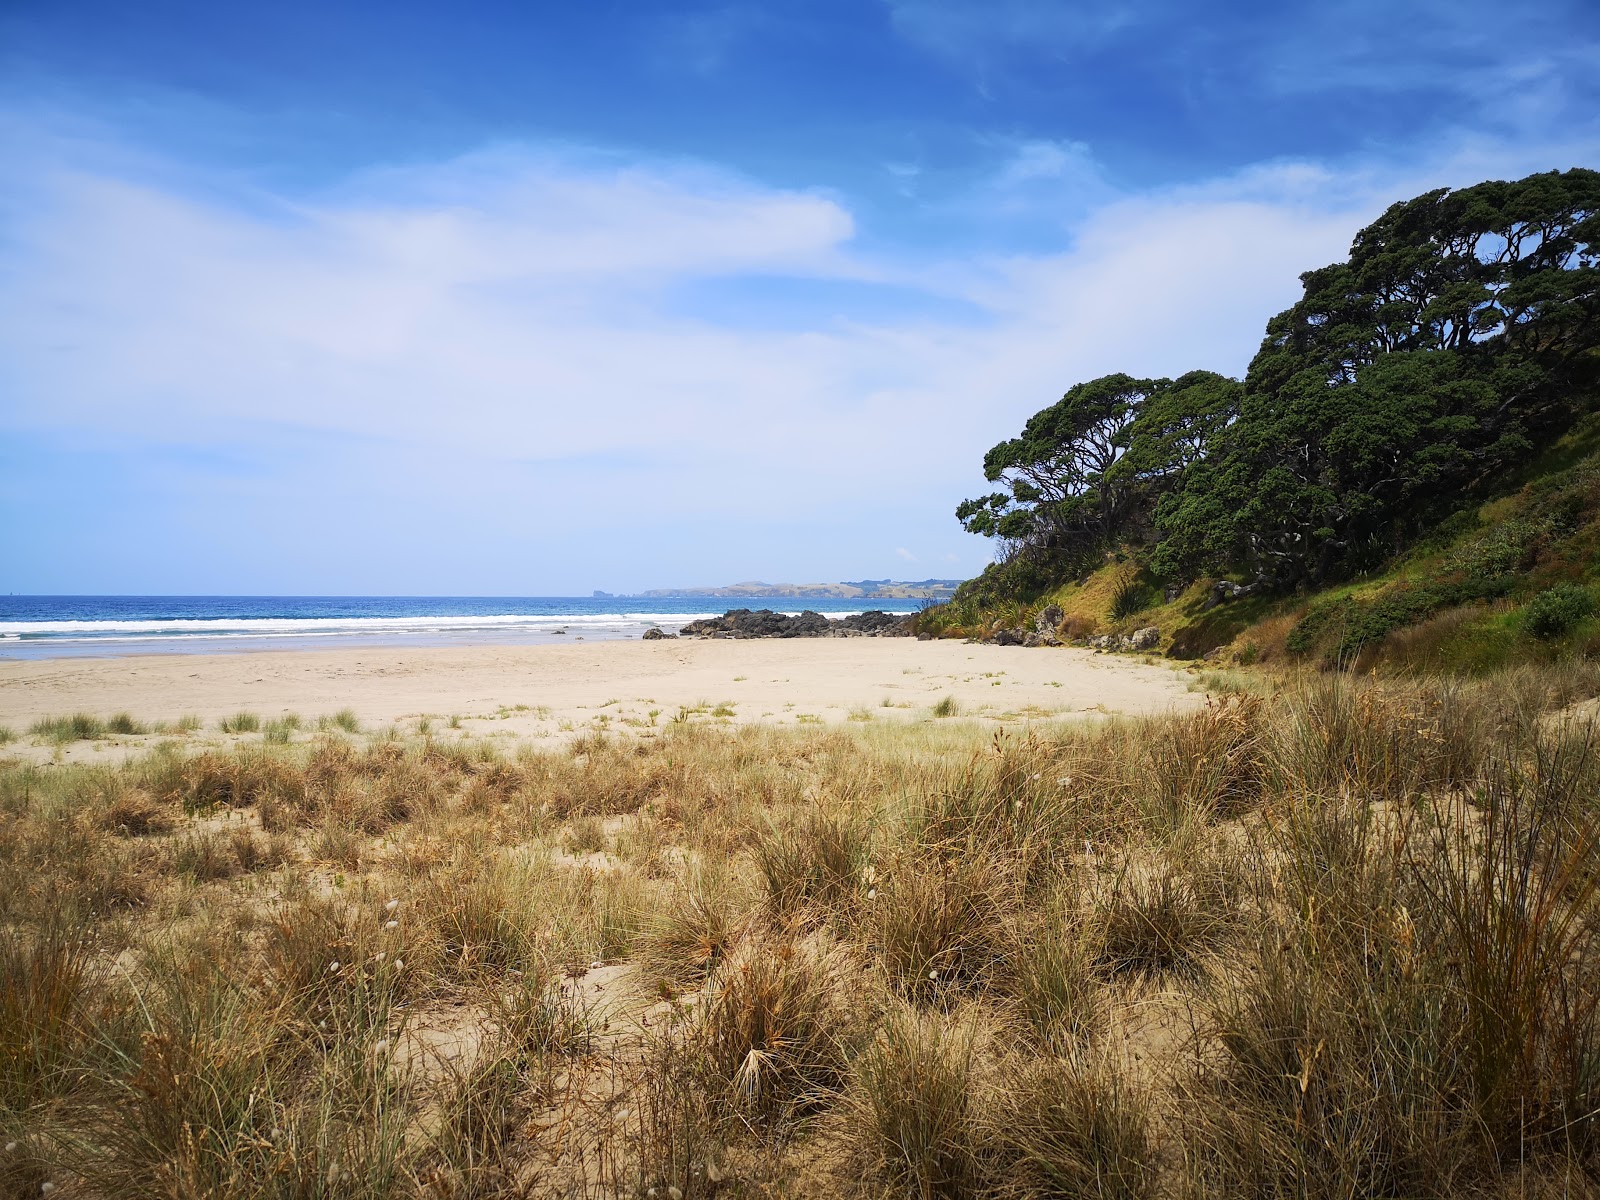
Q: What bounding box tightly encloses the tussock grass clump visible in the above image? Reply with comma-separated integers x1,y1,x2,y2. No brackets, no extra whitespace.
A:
847,1003,985,1197
694,926,868,1124
490,968,596,1059
1089,864,1232,980
218,711,261,734
106,712,148,735
149,747,305,814
99,788,176,837
0,917,121,1114
172,828,241,882
994,1055,1155,1200
1139,693,1267,827
1006,894,1101,1053
30,712,106,743
641,863,752,986
262,713,301,744
318,707,362,733
753,807,870,913
872,846,1013,1002
932,694,960,718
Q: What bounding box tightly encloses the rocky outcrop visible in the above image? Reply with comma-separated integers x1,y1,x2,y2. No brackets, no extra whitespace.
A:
1129,625,1161,650
1084,625,1161,653
641,627,676,640
1025,605,1064,647
833,609,913,635
676,609,914,639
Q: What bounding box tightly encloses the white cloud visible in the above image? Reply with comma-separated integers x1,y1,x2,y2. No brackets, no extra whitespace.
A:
896,547,917,562
4,113,1597,590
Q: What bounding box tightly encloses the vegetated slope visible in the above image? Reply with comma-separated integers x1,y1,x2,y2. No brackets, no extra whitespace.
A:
921,167,1600,672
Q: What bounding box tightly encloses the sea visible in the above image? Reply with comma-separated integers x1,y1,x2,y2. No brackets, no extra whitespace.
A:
0,596,928,660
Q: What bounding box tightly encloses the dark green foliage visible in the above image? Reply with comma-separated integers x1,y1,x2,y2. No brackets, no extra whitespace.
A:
1523,583,1597,639
958,372,1240,575
951,168,1600,610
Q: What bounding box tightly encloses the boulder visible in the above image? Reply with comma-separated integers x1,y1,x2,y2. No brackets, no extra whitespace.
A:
1128,626,1161,651
994,627,1027,646
642,627,676,640
1034,605,1064,635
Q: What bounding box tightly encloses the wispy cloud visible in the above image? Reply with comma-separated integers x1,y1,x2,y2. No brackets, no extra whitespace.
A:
882,0,1600,137
3,107,1597,590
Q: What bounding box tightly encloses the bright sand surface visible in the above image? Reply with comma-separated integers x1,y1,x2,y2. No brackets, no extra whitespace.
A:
0,638,1202,755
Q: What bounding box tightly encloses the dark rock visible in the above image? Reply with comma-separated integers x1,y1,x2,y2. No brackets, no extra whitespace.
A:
834,609,913,636
1035,605,1064,635
994,627,1027,646
678,608,831,639
642,627,676,640
677,607,913,639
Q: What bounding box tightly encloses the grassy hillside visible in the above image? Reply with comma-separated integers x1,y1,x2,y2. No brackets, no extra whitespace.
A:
919,412,1600,675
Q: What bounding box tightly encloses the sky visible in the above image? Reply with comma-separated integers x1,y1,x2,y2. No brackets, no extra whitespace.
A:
3,1,1599,595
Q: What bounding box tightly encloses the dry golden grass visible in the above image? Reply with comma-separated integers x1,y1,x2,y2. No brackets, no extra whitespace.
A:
6,664,1600,1196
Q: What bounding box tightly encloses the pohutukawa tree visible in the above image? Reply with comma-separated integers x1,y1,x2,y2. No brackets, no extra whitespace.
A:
957,167,1600,595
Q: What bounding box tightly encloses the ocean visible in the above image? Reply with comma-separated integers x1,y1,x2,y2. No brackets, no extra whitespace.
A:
0,596,927,659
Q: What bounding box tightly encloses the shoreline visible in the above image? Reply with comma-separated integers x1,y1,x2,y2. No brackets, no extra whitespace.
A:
0,637,1201,754
0,604,925,661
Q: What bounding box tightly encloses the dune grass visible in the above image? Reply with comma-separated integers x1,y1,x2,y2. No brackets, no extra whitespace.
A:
7,664,1600,1195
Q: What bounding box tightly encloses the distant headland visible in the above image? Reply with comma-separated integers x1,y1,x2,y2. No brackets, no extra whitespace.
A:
593,578,964,601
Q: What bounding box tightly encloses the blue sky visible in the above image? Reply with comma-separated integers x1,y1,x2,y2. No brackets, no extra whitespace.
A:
4,0,1599,594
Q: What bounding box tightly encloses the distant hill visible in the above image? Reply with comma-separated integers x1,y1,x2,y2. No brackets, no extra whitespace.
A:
635,579,963,600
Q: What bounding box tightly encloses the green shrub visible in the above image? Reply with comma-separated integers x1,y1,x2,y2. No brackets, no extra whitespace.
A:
1523,583,1596,640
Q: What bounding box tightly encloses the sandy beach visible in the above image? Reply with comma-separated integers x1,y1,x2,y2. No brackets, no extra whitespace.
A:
0,638,1201,750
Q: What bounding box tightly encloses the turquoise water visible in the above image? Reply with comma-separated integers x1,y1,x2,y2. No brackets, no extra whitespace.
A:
0,596,925,659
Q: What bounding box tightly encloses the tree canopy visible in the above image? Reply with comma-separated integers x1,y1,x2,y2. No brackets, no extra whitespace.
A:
957,167,1600,592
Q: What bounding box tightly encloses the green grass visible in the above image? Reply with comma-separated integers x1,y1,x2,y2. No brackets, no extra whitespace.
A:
317,708,360,734
262,714,301,745
218,712,261,734
29,713,107,743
